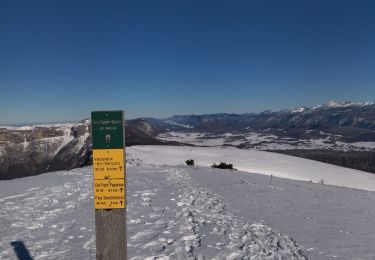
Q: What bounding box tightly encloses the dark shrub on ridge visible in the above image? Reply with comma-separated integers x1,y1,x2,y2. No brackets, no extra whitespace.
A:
211,162,234,170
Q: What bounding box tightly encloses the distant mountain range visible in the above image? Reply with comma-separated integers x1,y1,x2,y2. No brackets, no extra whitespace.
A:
0,101,374,179
162,101,375,142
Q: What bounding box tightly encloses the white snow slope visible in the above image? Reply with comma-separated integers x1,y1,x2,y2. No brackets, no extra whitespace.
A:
1,145,375,259
0,167,308,259
129,145,375,192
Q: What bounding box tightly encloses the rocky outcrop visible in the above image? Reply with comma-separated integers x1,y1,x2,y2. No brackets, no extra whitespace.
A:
125,118,165,146
0,122,91,180
0,118,178,180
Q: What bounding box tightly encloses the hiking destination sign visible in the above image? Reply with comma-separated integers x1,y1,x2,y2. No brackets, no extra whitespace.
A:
92,111,124,149
91,111,126,209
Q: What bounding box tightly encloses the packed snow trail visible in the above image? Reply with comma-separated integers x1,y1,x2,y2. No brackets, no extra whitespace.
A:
187,166,375,260
0,165,306,259
1,163,375,259
128,165,307,259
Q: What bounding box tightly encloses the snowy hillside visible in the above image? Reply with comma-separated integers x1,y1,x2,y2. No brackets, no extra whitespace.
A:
1,146,375,259
0,118,178,179
129,145,375,191
163,101,375,146
0,122,91,179
157,130,375,151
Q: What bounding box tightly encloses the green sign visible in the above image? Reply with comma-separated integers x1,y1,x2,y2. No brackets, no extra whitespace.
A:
91,111,124,149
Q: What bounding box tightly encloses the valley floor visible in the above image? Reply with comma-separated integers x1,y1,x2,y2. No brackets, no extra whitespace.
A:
1,162,375,259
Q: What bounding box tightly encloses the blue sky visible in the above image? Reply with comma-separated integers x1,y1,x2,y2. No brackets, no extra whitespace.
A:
1,0,374,124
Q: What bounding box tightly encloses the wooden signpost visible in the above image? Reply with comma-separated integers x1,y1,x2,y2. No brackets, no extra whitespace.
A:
91,111,127,260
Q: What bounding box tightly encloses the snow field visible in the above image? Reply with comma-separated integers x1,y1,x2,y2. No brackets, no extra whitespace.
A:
0,168,95,259
157,130,375,151
0,164,307,259
128,145,375,191
127,165,307,259
1,145,375,259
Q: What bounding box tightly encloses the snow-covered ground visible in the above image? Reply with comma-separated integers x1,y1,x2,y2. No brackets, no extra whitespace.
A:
129,145,375,192
157,131,375,151
1,145,375,259
0,166,308,259
0,168,95,260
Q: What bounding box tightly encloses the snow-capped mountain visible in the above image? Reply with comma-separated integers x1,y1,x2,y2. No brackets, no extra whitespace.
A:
311,100,374,110
164,101,375,142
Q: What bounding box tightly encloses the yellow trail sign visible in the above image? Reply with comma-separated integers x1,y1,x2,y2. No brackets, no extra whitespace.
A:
93,148,125,209
93,149,125,180
94,179,126,209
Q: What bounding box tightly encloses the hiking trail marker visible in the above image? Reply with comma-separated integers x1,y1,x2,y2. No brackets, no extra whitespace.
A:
92,110,127,260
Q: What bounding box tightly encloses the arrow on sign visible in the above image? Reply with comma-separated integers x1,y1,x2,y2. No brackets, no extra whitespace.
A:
119,166,123,171
120,188,123,193
120,200,123,205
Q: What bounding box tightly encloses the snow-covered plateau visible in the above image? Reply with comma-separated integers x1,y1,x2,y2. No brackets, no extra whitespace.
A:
157,131,375,151
130,145,375,191
1,145,375,259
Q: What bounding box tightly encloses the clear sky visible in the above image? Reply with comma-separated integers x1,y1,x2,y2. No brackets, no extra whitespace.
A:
1,0,374,124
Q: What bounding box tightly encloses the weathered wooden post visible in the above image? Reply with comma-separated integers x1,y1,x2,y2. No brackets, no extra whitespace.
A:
91,111,127,260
